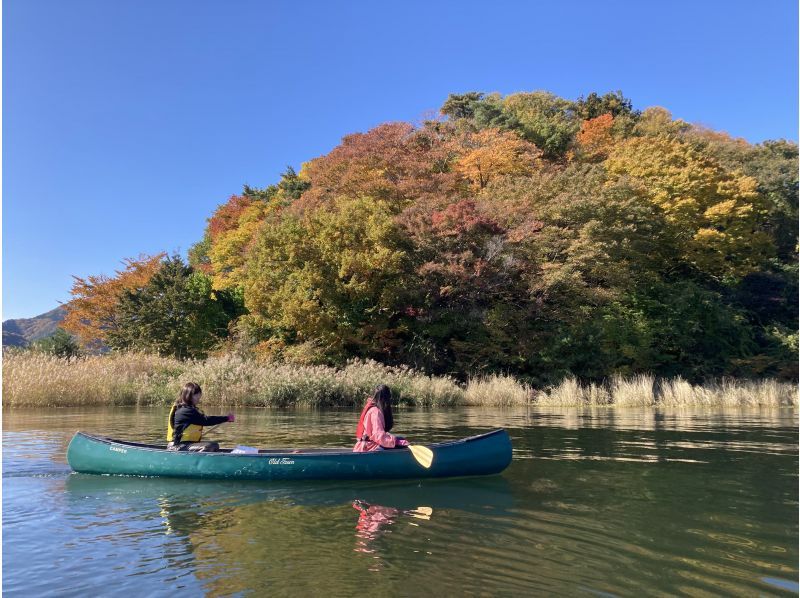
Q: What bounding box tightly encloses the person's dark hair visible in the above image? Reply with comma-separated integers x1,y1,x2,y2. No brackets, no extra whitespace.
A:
371,384,393,432
176,382,202,408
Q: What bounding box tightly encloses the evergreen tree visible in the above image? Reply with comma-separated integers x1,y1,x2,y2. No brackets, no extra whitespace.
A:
107,256,245,359
277,166,311,200
31,328,81,358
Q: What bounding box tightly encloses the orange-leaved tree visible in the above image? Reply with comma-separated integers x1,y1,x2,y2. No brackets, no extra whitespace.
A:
62,254,165,350
453,128,542,190
576,113,615,161
299,122,463,210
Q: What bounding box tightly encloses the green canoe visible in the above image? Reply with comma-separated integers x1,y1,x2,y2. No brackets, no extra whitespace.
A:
66,429,513,480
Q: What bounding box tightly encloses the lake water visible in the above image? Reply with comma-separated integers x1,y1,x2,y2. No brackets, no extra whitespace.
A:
3,406,798,596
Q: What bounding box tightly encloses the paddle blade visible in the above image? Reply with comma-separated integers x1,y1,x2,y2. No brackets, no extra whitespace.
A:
409,506,433,520
408,444,434,468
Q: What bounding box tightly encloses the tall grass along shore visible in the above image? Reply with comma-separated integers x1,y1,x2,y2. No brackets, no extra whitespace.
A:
3,351,796,409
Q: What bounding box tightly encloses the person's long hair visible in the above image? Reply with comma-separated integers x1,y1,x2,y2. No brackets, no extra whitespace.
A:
175,382,202,408
371,384,393,432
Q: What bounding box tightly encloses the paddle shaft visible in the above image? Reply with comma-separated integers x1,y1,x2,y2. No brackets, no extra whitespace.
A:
203,422,225,436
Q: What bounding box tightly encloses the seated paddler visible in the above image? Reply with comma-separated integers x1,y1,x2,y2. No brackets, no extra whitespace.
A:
167,382,235,452
353,384,410,452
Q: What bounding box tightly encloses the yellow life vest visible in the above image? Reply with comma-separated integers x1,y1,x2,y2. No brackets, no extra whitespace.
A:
166,405,203,443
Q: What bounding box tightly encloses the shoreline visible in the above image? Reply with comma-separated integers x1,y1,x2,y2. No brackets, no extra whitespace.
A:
3,351,797,409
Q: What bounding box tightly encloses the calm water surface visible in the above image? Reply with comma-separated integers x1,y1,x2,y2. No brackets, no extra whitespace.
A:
3,406,798,597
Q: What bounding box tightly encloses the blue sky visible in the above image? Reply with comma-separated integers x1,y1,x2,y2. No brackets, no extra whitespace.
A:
3,0,798,320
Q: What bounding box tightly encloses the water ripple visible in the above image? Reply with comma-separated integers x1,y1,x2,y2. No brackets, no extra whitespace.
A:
3,405,797,596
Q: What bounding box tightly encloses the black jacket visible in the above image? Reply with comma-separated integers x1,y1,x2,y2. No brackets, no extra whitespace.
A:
171,405,229,444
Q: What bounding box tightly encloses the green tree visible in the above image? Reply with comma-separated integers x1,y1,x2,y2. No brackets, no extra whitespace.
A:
440,92,485,119
107,256,245,359
242,183,278,201
500,92,580,158
574,91,638,120
188,232,212,273
442,91,581,158
277,166,311,200
31,328,81,358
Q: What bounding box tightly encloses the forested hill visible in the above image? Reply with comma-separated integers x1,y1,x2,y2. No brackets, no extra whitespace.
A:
3,307,66,347
63,90,799,384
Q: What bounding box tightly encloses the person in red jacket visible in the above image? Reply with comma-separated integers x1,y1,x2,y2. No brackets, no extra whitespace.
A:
353,384,410,452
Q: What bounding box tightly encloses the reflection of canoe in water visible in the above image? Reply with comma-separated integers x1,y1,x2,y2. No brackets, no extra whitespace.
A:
63,474,515,515
66,429,512,480
62,474,515,584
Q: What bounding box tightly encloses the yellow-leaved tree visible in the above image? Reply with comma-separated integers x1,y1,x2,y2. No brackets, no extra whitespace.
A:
207,200,274,290
243,195,411,363
606,132,773,278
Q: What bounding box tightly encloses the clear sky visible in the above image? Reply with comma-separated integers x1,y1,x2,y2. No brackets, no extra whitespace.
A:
3,0,798,320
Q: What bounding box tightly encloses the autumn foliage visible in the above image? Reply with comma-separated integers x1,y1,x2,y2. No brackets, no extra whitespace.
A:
576,113,615,160
62,254,165,349
68,90,798,382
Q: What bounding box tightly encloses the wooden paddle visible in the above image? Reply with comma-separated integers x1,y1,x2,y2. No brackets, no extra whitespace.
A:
202,423,225,436
202,413,235,437
408,444,434,469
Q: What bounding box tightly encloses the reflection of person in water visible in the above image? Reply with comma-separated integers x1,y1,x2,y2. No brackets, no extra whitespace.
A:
352,500,400,555
352,500,433,560
156,495,207,571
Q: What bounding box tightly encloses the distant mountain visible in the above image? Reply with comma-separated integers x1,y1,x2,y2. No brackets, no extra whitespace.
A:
2,306,66,347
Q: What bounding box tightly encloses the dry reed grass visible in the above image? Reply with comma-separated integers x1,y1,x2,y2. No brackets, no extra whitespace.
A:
536,375,797,407
3,351,796,408
2,352,465,407
463,374,533,406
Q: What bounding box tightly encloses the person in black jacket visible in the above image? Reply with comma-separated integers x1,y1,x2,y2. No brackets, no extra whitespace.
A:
167,382,235,452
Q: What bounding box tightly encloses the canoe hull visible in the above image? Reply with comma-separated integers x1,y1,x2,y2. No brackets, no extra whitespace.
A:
66,429,513,481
